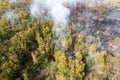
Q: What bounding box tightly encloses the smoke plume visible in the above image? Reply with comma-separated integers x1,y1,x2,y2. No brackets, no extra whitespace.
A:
30,0,111,36
30,0,82,24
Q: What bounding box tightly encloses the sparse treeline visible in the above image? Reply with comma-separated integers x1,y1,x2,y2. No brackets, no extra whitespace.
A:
0,0,120,80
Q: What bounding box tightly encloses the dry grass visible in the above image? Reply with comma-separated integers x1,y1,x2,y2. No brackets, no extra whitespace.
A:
109,38,120,46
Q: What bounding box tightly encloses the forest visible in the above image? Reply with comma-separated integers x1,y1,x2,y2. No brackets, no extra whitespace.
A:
0,0,120,80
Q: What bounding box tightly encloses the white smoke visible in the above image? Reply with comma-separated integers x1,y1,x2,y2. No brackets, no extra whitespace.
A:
30,0,111,36
30,0,111,24
5,11,16,26
9,0,18,3
30,0,80,36
30,0,79,22
50,4,69,26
